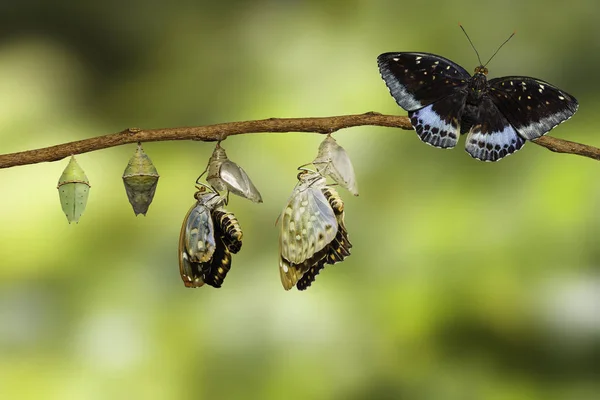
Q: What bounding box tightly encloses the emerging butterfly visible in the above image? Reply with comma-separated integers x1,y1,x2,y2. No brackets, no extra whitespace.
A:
179,186,243,288
377,26,578,162
279,170,352,291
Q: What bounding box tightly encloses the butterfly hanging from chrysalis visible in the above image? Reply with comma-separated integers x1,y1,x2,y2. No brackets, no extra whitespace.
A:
278,169,352,291
178,186,243,288
377,25,578,162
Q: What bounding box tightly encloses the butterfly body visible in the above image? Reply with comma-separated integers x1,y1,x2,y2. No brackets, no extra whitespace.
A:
179,189,243,288
278,170,352,291
378,52,578,161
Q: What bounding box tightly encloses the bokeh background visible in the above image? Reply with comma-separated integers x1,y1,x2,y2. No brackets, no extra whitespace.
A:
1,1,599,399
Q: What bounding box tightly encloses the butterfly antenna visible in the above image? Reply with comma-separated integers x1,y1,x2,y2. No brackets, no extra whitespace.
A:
484,31,516,67
459,24,482,65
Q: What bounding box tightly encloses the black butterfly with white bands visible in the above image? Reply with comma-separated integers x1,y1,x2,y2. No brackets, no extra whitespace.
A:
377,51,578,161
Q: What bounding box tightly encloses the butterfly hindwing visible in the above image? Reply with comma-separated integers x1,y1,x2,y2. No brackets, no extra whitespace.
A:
464,96,526,161
409,91,466,149
378,52,471,111
489,76,578,140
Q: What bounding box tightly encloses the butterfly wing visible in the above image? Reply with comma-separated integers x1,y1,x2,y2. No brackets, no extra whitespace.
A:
279,185,338,290
488,76,578,140
378,52,471,111
179,203,206,288
408,91,467,149
296,188,352,291
464,96,526,162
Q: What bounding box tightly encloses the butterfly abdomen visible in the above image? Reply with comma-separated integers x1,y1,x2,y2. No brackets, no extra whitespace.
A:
213,209,243,254
203,245,232,288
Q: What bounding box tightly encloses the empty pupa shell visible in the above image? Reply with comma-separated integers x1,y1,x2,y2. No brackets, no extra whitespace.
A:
206,143,262,203
313,135,358,196
122,143,160,216
57,156,90,224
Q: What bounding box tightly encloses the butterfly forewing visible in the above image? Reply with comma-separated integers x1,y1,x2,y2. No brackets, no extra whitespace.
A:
183,197,217,263
378,52,470,111
489,76,578,140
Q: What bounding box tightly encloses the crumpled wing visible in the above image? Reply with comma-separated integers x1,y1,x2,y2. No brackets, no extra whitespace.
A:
313,136,358,196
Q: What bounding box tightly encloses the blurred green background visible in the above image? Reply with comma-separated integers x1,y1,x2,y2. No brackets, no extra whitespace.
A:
1,1,599,399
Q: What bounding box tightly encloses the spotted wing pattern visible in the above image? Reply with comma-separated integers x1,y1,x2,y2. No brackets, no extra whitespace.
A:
279,173,338,290
409,91,467,149
178,191,242,288
377,52,470,111
378,50,578,162
488,76,578,140
464,96,526,161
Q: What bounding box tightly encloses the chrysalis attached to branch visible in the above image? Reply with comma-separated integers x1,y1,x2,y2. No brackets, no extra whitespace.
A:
313,135,358,196
57,156,90,224
205,142,262,203
178,186,243,288
122,143,160,216
278,169,352,291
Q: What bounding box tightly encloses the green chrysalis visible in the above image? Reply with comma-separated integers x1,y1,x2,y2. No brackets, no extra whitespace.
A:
57,156,90,224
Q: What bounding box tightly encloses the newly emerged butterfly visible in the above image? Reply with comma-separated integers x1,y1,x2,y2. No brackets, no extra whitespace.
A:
377,27,578,162
205,142,263,203
178,186,243,288
296,186,352,291
312,135,358,196
279,170,352,291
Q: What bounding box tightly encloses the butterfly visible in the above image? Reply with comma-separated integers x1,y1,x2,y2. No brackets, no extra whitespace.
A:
377,28,578,162
279,170,352,291
178,186,243,288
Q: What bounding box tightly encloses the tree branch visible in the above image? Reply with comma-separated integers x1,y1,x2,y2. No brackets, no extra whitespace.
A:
0,112,596,169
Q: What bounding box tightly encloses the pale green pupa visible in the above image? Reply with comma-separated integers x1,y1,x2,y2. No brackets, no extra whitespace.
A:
57,156,90,223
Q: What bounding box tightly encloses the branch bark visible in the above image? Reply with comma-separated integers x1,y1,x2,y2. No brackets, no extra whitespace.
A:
0,112,596,169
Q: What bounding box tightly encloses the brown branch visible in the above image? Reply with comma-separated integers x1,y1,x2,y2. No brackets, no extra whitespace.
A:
0,112,596,169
